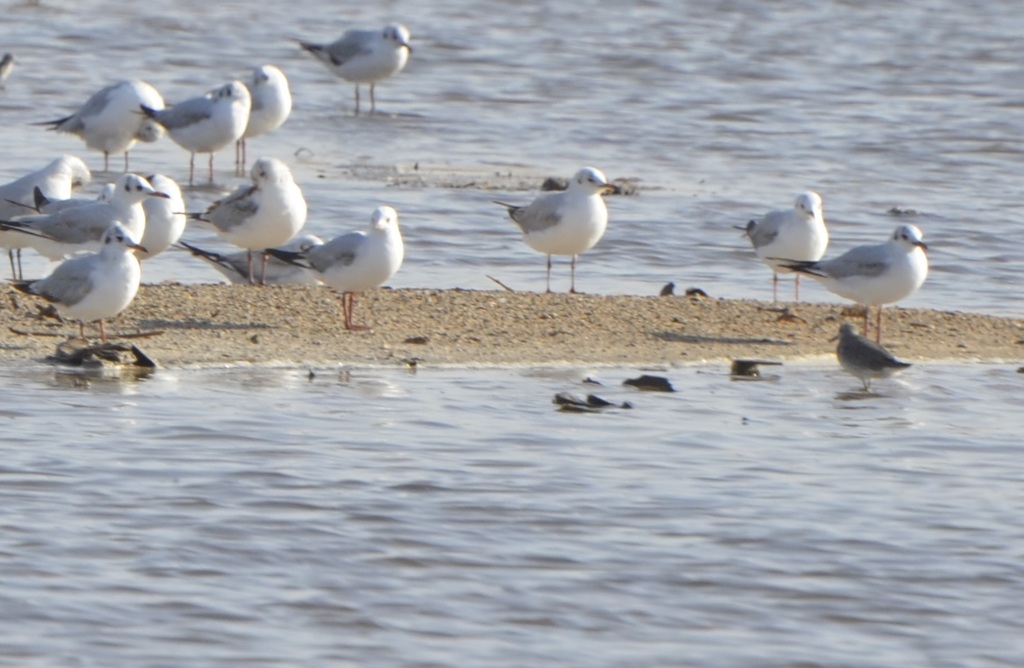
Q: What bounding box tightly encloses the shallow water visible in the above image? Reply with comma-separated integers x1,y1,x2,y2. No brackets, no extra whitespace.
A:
1,362,1023,666
1,0,1023,665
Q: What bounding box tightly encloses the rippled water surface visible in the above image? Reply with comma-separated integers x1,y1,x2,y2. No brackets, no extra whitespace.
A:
2,0,1024,665
2,362,1024,666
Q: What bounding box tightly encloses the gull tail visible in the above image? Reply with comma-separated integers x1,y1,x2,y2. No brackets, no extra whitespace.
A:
265,247,312,268
773,259,827,278
30,114,75,131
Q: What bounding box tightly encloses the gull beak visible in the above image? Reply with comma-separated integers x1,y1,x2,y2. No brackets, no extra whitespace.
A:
915,241,928,251
149,191,171,199
599,183,616,194
130,242,149,254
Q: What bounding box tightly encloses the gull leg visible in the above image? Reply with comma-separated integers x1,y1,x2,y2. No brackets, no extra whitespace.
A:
876,306,883,343
208,152,215,184
347,292,369,331
863,305,870,339
794,274,800,301
354,85,360,115
123,151,130,172
545,255,552,294
103,151,110,173
246,250,255,285
8,249,15,280
569,255,578,294
189,152,196,186
16,249,22,281
260,250,269,286
370,83,377,114
99,320,107,343
772,272,778,303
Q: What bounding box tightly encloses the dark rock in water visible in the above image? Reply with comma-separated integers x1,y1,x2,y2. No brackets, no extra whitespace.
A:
51,339,157,369
553,392,633,412
622,374,675,392
583,376,603,385
730,359,782,380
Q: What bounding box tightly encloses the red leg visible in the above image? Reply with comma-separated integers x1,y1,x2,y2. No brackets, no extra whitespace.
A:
569,254,578,294
545,255,552,294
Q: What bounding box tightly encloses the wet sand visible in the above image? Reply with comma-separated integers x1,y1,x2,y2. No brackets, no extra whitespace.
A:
2,283,1022,368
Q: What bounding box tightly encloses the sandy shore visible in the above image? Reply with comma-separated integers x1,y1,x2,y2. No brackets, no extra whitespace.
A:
1,283,1022,368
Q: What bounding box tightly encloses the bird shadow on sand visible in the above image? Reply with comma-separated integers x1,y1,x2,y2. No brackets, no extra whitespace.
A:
134,317,273,332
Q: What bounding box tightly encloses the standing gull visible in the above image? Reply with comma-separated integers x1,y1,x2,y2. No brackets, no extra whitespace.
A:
237,65,292,174
141,81,251,186
192,156,307,284
835,322,911,391
35,80,166,172
495,166,614,294
266,206,404,330
0,155,91,279
177,234,324,285
298,23,412,115
743,191,828,301
781,224,928,342
12,223,146,342
0,173,169,261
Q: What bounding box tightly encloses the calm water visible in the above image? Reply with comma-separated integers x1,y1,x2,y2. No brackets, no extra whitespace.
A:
1,0,1023,665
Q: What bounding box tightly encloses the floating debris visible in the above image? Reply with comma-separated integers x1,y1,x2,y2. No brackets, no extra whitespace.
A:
730,359,782,381
553,392,633,413
51,339,157,369
622,374,675,392
887,205,920,216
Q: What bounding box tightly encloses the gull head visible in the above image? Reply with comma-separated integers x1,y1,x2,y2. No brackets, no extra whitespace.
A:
251,64,287,89
371,205,400,231
102,223,148,255
891,224,927,252
217,80,252,106
135,118,165,143
384,24,412,52
251,157,293,185
56,155,92,189
570,166,614,195
795,191,823,220
116,173,170,203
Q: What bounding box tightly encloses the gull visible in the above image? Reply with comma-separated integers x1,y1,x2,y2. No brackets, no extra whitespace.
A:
266,206,404,330
177,233,324,285
0,53,15,88
781,224,928,342
0,173,169,261
138,174,186,259
494,166,614,293
12,223,146,342
141,80,251,186
35,80,166,172
835,322,911,391
237,65,292,174
0,155,91,278
192,156,306,284
298,23,412,115
742,191,828,302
